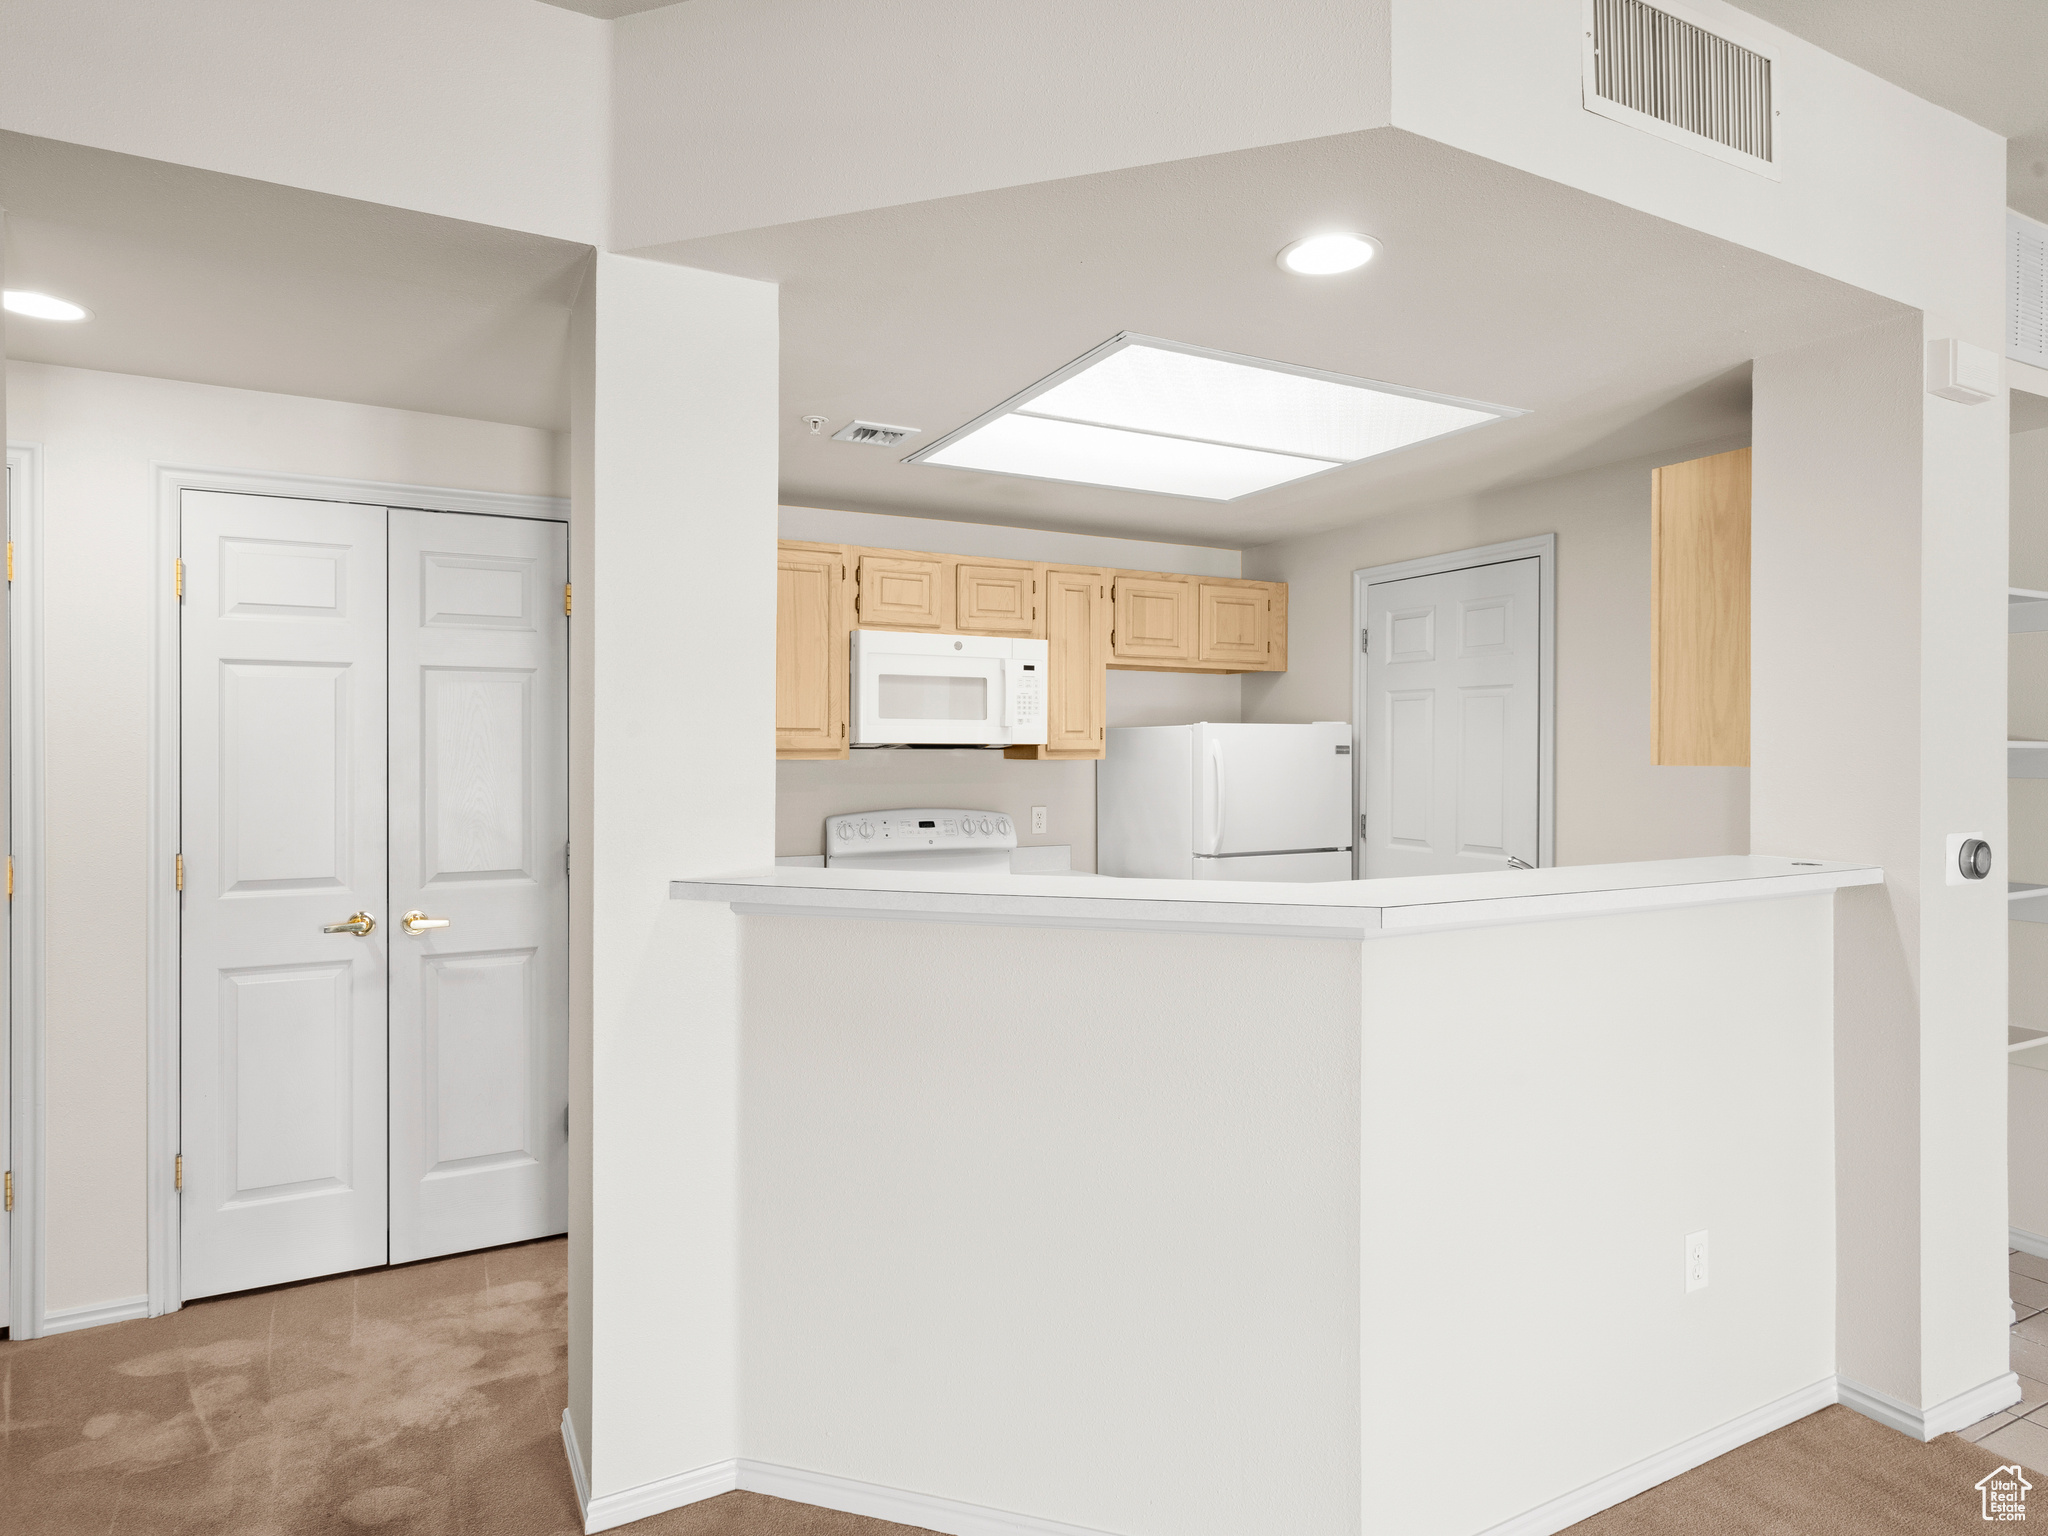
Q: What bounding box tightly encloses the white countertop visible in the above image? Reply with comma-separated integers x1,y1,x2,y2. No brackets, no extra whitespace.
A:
669,855,1883,940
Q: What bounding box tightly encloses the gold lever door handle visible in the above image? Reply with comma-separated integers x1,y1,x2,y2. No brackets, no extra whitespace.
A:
323,911,376,936
400,910,450,935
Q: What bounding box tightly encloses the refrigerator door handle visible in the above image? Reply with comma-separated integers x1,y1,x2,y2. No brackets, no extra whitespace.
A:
1207,737,1227,854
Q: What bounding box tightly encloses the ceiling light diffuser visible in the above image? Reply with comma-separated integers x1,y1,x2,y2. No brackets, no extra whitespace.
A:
908,334,1526,502
3,290,90,322
1277,233,1379,276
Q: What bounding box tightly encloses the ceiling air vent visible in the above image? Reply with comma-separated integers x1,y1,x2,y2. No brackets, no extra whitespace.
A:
2011,211,2048,371
1583,0,1777,178
832,420,921,447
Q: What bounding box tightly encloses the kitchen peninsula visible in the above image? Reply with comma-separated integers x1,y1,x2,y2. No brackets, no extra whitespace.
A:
673,855,1886,1536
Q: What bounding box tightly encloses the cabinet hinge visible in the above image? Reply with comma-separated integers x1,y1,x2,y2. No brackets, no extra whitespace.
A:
5,855,12,899
175,557,185,600
175,853,183,891
6,541,13,583
3,1169,11,1212
174,1154,184,1192
564,582,572,617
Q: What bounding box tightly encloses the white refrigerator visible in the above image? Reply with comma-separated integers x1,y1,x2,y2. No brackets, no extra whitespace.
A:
1097,722,1354,881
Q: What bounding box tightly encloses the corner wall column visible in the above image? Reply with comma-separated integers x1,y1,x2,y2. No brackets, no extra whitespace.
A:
567,251,778,1509
1751,312,2011,1429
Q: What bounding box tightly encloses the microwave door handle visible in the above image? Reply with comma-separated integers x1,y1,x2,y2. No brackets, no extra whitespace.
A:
999,659,1014,730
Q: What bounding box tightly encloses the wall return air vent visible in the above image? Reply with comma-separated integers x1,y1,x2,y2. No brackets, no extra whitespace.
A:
2011,210,2048,372
1583,0,1778,178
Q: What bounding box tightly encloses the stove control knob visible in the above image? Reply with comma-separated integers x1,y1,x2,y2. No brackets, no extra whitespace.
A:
996,817,1011,835
836,823,853,840
859,821,874,839
978,817,993,834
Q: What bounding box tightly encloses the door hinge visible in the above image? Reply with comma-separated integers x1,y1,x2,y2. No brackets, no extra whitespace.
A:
1360,626,1369,654
564,582,572,617
3,1170,11,1212
564,841,570,875
175,557,185,600
1360,812,1368,839
174,1154,184,1192
175,853,184,891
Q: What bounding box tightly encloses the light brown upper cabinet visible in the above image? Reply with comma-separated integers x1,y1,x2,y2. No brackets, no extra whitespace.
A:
954,559,1043,637
1652,447,1750,766
776,541,849,759
1008,566,1109,760
1196,580,1273,668
1111,574,1196,665
856,552,946,630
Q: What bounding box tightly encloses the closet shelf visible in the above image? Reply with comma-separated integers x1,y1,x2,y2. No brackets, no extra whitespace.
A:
2014,883,2048,922
2013,1026,2048,1055
2015,588,2048,633
2012,741,2048,778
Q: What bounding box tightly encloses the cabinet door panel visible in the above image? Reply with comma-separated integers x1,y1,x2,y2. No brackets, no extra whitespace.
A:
954,560,1041,636
1652,448,1750,766
777,543,847,757
1112,575,1193,663
1045,567,1106,755
1197,581,1270,667
857,554,945,630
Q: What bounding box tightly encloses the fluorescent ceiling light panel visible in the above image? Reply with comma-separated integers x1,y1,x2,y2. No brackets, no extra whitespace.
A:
909,334,1525,501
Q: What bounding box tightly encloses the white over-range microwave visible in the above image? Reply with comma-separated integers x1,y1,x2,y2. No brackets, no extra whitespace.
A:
851,628,1049,747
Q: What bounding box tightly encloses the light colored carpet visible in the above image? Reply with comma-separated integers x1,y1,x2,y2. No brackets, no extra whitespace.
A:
0,1240,2025,1535
0,1239,933,1536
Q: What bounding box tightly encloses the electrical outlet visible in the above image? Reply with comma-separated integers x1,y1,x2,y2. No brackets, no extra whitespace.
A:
1685,1230,1709,1293
1031,806,1048,835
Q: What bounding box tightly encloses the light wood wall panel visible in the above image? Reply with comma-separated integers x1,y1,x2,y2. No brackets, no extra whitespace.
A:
1652,447,1751,766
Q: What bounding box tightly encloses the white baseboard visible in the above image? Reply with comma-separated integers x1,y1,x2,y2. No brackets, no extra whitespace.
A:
561,1437,1120,1536
1472,1376,1837,1536
2012,1225,2048,1261
1839,1372,2023,1442
39,1295,148,1336
560,1371,2021,1536
740,1460,1120,1536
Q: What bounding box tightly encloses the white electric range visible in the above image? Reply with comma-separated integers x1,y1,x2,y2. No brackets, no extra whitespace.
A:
824,807,1017,873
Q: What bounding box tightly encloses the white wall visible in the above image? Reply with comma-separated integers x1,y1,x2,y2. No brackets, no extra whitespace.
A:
774,506,1244,868
1361,896,1836,1532
610,0,1392,249
740,916,1363,1536
3,360,564,1313
1750,315,2009,1414
1241,439,1752,866
0,0,610,244
1390,0,2007,340
572,254,778,1503
736,893,1836,1536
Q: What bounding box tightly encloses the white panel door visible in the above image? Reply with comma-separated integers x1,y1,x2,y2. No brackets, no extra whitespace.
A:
180,490,389,1300
387,509,568,1263
1362,558,1540,878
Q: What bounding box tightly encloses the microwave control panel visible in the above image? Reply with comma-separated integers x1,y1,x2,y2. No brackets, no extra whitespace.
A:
826,808,1018,850
1011,663,1044,728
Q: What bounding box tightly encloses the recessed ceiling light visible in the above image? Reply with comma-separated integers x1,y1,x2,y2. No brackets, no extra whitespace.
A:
1277,233,1379,276
3,290,91,322
907,334,1526,502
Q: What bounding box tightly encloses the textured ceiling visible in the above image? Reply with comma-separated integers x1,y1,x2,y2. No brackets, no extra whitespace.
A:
1737,0,2048,222
645,127,1904,548
0,132,588,429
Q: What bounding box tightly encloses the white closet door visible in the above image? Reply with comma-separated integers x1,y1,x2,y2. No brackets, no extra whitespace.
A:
180,490,389,1300
1362,557,1540,878
387,509,568,1263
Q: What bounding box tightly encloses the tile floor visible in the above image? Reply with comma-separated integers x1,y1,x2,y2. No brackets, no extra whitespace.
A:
1958,1249,2048,1467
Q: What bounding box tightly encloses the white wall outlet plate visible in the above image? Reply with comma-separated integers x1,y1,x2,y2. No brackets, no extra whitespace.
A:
1946,831,1994,885
1031,805,1048,835
1685,1230,1709,1293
